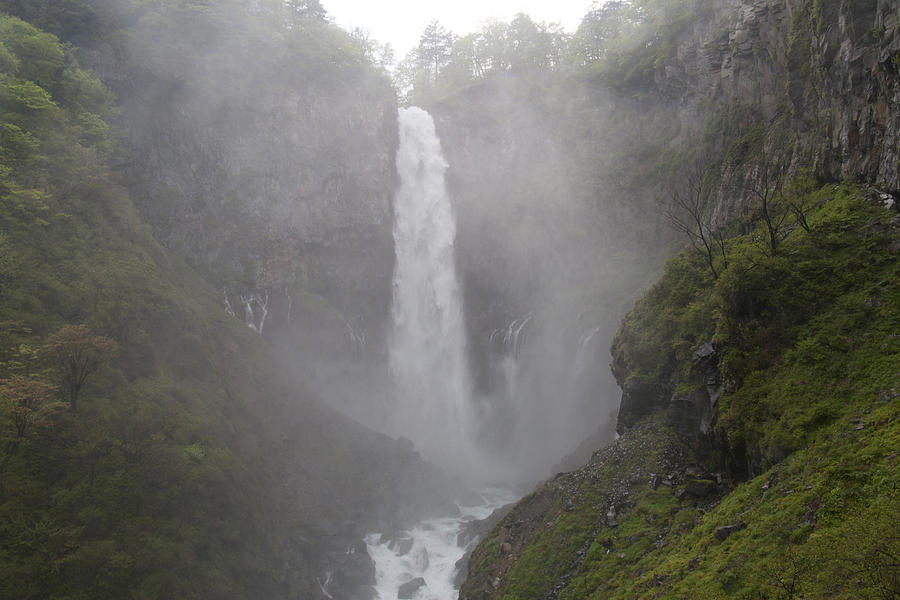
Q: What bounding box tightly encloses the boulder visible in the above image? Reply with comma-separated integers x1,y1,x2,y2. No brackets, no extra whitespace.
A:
398,577,426,599
715,523,746,541
388,537,414,556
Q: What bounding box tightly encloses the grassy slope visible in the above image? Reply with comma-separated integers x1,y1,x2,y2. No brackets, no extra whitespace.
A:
462,182,900,600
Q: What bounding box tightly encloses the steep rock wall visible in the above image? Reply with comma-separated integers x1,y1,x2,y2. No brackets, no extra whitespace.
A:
80,13,399,349
652,0,899,224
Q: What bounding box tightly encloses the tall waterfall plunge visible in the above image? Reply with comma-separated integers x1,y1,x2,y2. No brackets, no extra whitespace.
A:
388,107,477,476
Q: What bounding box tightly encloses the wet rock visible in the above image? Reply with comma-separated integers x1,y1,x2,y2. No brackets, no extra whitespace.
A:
457,503,514,548
715,523,746,541
327,538,377,599
413,546,429,571
453,554,470,588
692,342,715,362
617,379,668,434
397,577,426,599
388,537,414,556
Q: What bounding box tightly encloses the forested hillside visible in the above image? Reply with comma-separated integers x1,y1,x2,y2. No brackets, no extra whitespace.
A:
0,8,447,599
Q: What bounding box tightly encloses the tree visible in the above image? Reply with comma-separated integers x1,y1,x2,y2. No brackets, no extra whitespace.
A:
575,0,639,62
349,27,394,70
784,171,819,233
45,324,116,412
664,158,728,279
0,375,58,439
0,375,60,489
284,0,326,26
416,20,455,85
475,18,511,73
506,13,569,71
747,158,788,257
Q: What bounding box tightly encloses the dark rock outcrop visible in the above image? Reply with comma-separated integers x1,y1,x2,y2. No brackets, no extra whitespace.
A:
398,577,426,599
714,522,747,541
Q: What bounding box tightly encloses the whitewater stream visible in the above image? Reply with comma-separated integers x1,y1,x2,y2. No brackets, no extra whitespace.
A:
366,489,517,600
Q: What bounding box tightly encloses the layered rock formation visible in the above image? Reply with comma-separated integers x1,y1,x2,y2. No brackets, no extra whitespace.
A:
651,0,900,224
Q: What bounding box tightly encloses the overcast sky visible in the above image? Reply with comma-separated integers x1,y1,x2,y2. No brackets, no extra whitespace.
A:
322,0,595,58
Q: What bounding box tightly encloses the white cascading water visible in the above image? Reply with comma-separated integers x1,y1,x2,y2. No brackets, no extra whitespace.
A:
366,489,516,600
368,108,517,600
388,107,475,474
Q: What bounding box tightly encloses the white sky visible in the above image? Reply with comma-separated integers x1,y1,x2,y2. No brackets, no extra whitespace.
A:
322,0,595,58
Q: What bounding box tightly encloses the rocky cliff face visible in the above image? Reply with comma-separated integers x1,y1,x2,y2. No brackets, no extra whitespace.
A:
648,0,899,225
808,0,899,191
82,14,399,351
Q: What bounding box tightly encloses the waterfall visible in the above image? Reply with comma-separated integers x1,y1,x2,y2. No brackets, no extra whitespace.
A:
388,107,474,473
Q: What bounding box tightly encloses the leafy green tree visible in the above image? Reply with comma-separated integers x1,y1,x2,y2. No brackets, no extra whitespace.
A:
575,0,636,62
474,18,511,73
45,324,116,412
348,26,394,70
417,20,455,85
284,0,327,25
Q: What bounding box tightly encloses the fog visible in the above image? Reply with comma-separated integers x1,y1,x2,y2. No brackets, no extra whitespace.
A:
74,0,672,491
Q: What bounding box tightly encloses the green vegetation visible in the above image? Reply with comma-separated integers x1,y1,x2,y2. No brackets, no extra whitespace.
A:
0,14,285,598
0,11,424,599
465,180,900,599
614,181,899,471
396,0,697,104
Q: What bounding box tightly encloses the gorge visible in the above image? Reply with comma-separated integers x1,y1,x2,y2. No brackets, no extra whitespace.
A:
0,0,897,599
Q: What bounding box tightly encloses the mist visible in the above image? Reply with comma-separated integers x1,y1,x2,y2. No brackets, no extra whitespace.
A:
105,0,678,580
79,0,671,490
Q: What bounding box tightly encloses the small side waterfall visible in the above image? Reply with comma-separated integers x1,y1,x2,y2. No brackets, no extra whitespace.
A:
388,107,475,473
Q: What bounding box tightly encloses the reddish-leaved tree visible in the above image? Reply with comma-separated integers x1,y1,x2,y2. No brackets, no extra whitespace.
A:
0,375,60,439
46,325,116,412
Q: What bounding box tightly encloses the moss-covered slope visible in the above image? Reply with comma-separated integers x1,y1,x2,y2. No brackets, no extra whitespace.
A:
461,183,900,599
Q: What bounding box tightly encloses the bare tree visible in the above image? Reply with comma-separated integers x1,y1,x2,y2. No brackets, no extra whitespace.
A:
664,158,728,279
767,552,810,599
748,159,789,256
